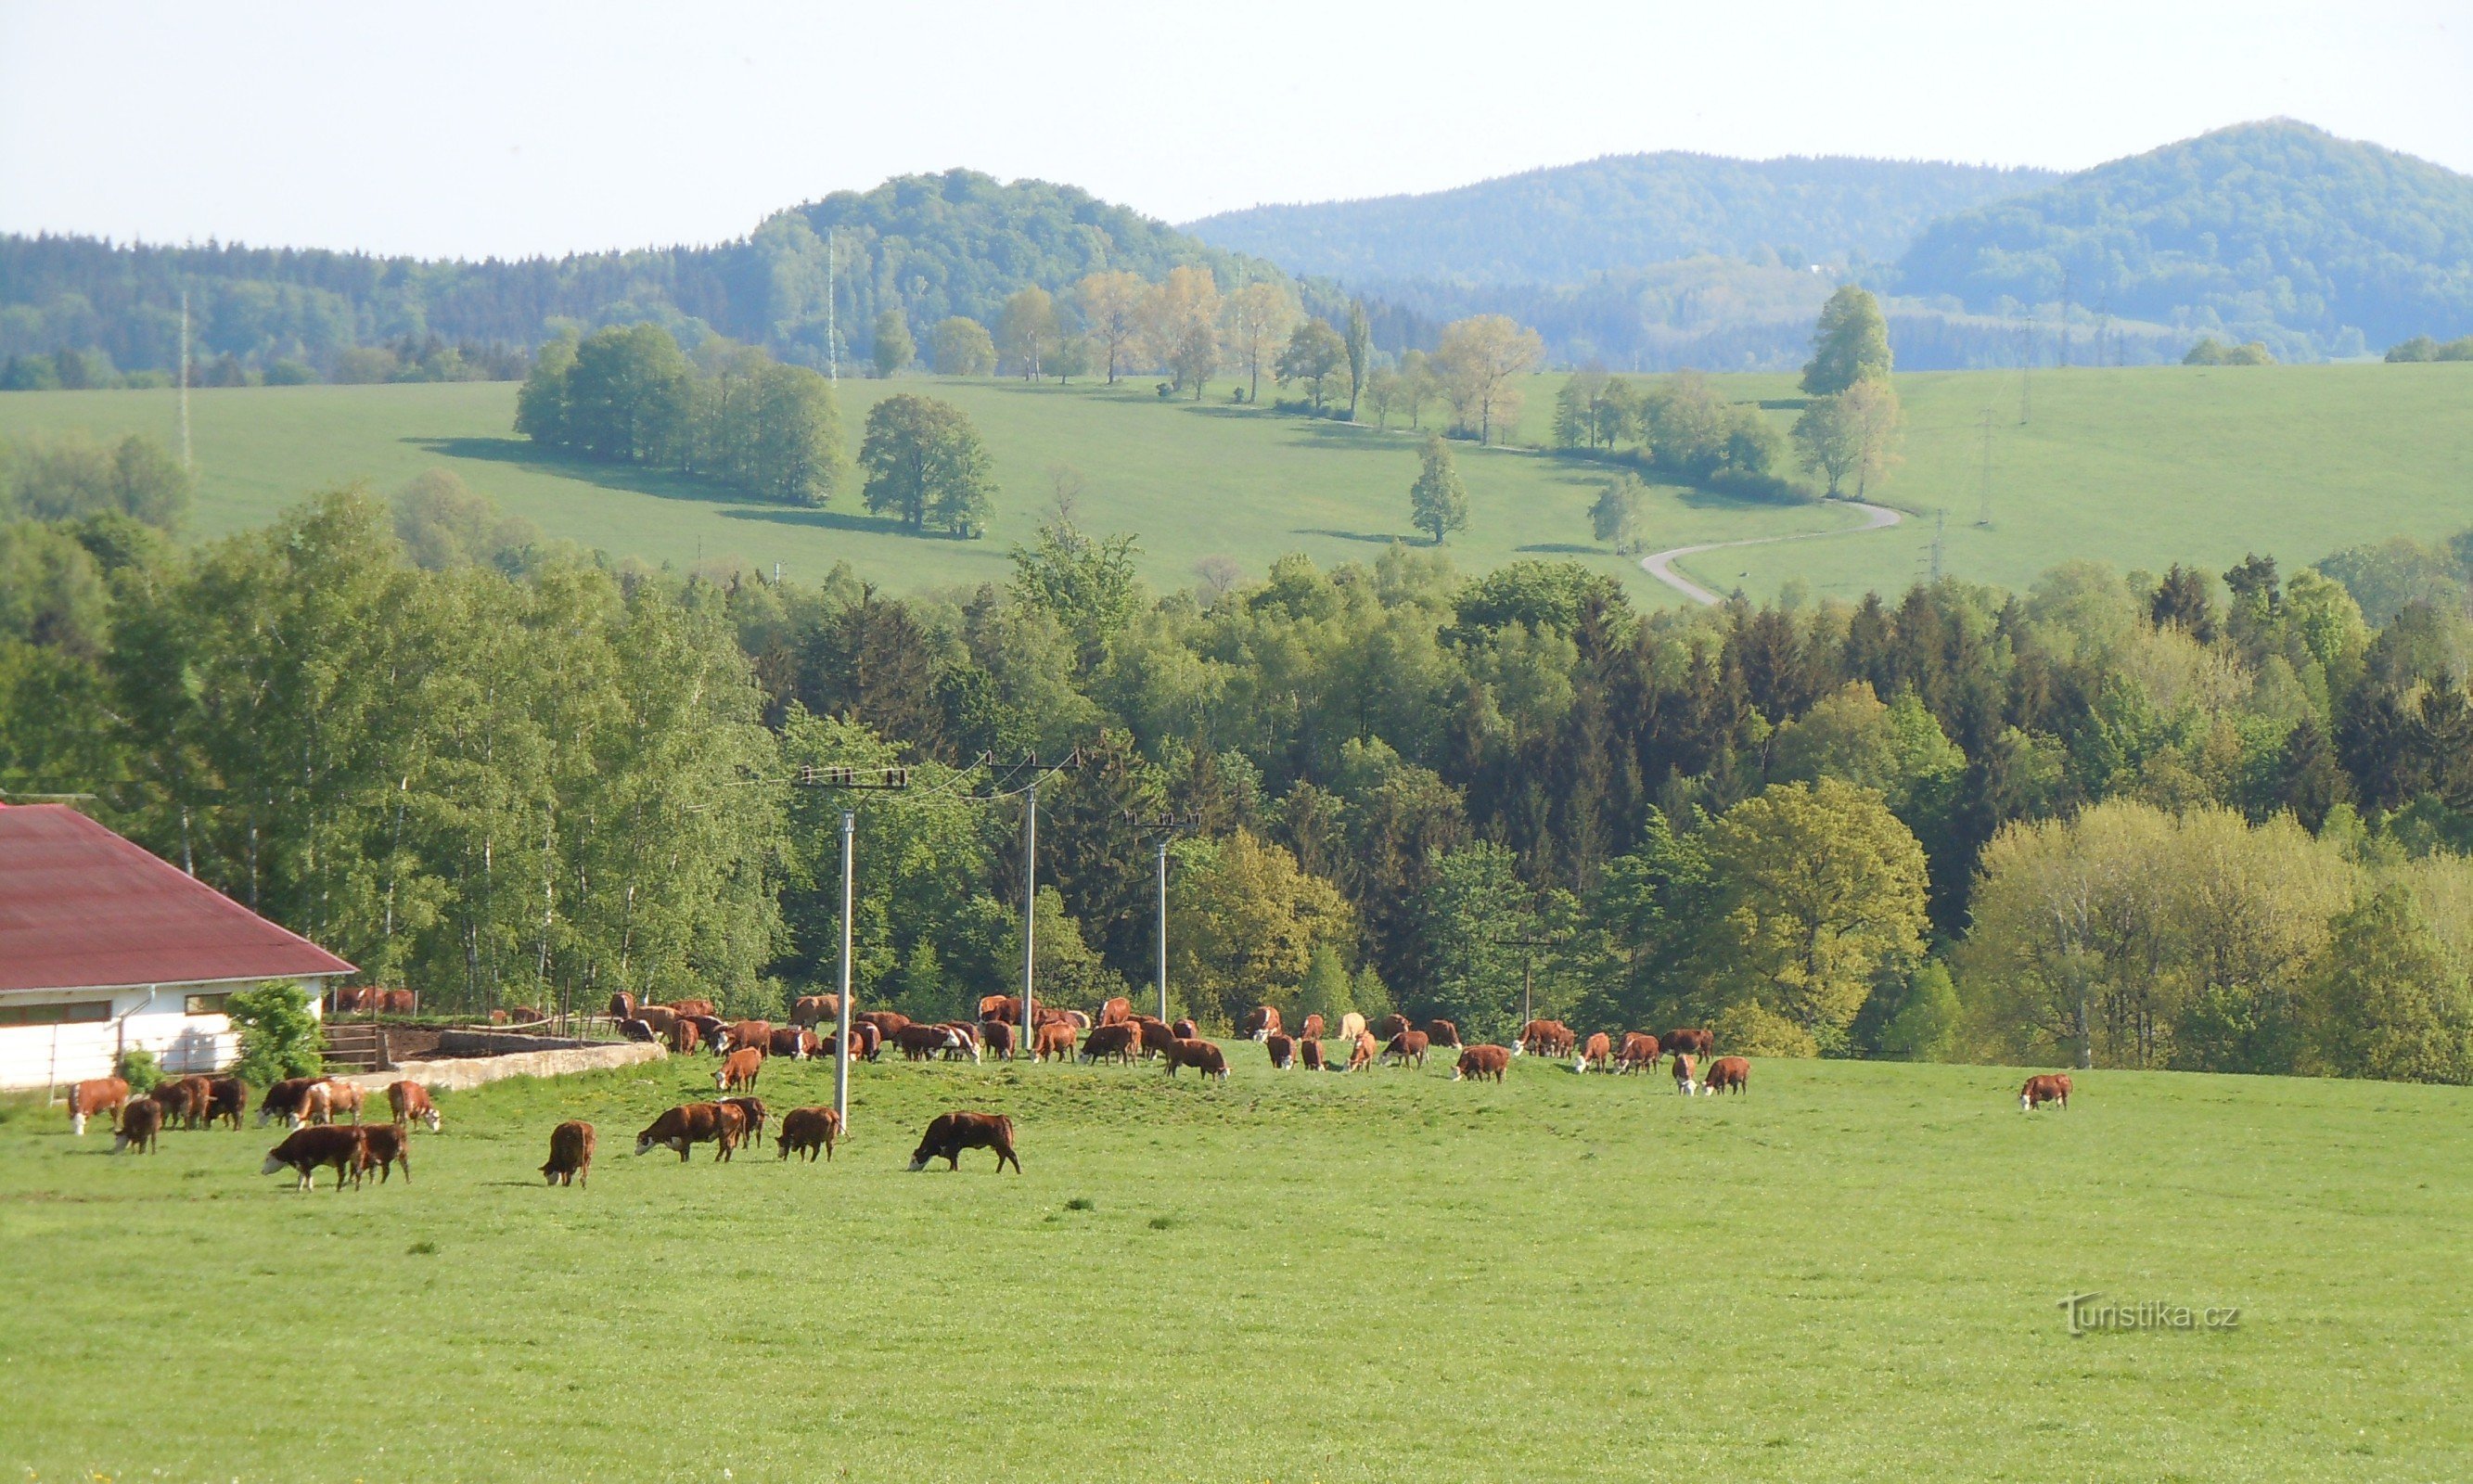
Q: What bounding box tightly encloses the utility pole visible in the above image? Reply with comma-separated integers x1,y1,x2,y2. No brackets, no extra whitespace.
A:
789,762,909,1131
1020,779,1037,1034
1493,931,1569,1031
1126,812,1198,1022
178,290,192,471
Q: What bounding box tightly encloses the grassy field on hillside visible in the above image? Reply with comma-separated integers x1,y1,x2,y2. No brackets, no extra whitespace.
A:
4,1052,2468,1482
5,363,2466,608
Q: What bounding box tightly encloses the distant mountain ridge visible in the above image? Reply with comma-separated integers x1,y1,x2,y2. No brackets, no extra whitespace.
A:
1184,152,2060,284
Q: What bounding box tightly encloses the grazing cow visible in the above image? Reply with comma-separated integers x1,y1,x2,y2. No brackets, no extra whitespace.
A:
908,1111,1020,1173
635,1104,724,1161
668,1019,703,1055
1573,1032,1613,1074
378,990,417,1015
1163,1038,1229,1080
316,1079,365,1124
263,1124,364,1190
1337,1012,1366,1044
542,1120,595,1186
715,1048,764,1093
979,1019,1018,1060
1454,1044,1511,1082
155,1075,212,1130
2019,1073,2072,1111
1345,1030,1379,1072
1058,1008,1095,1031
1237,1005,1281,1042
1703,1056,1749,1095
256,1077,316,1128
1517,1020,1576,1058
686,1015,728,1053
607,991,636,1022
1672,1053,1698,1095
65,1077,129,1136
1099,996,1134,1026
206,1076,248,1130
386,1081,442,1132
1299,1038,1327,1070
635,1004,679,1037
619,1017,659,1043
295,1082,333,1128
1424,1019,1463,1050
1617,1032,1662,1074
1299,1013,1326,1043
978,994,1019,1025
712,1103,748,1162
1032,1020,1077,1062
1265,1031,1296,1069
855,1010,913,1039
1382,1030,1431,1068
670,999,718,1020
113,1096,164,1154
777,1106,841,1162
1370,1014,1411,1042
893,1024,962,1060
852,1022,883,1061
722,1020,775,1055
1079,1024,1140,1066
791,994,839,1028
1170,1017,1198,1041
769,1027,817,1061
936,1023,983,1063
1664,1028,1715,1059
720,1096,768,1148
358,1123,412,1184
1133,1017,1176,1059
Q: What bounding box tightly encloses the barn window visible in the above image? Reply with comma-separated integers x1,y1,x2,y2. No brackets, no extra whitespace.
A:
0,999,112,1027
184,993,232,1016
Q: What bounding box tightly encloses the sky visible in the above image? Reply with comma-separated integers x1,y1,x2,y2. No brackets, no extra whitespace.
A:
3,0,2467,261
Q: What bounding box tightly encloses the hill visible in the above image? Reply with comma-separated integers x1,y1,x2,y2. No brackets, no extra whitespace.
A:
1896,121,2473,359
1184,152,2057,284
5,1053,2467,1479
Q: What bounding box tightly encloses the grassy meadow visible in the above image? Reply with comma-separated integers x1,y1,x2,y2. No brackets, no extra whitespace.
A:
3,362,2467,608
4,1052,2468,1482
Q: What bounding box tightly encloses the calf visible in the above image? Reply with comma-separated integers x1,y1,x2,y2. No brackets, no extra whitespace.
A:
1299,1038,1327,1070
715,1048,764,1093
1573,1032,1613,1074
1672,1053,1698,1095
2020,1073,2072,1111
263,1124,364,1191
777,1106,841,1162
907,1111,1020,1173
66,1077,129,1136
1299,1013,1326,1043
720,1095,768,1148
1345,1030,1379,1072
1264,1031,1296,1069
1336,1012,1366,1044
206,1076,248,1131
635,1103,726,1161
256,1077,316,1128
542,1120,595,1186
1382,1030,1430,1068
113,1096,164,1154
978,1019,1018,1060
1238,1005,1282,1042
852,1022,883,1061
358,1123,413,1184
386,1081,442,1132
892,1024,961,1060
1617,1032,1662,1073
1454,1044,1511,1082
1032,1020,1077,1062
295,1082,333,1127
1703,1056,1749,1095
1079,1024,1140,1065
1099,996,1134,1026
1163,1038,1228,1081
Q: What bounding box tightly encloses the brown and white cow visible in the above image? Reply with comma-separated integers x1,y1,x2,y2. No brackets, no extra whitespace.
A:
777,1106,842,1162
1703,1056,1749,1095
769,1027,818,1061
1264,1031,1296,1069
935,1022,983,1063
113,1096,164,1154
1572,1031,1613,1074
856,1010,915,1040
1079,1024,1140,1065
718,1020,774,1056
1299,1038,1327,1071
715,1048,764,1093
1238,1005,1282,1042
357,1122,413,1184
1617,1032,1662,1074
852,1022,883,1061
1672,1053,1698,1095
1337,1012,1367,1044
1517,1019,1575,1058
1454,1044,1511,1082
66,1077,129,1136
607,991,637,1022
1344,1030,1379,1072
1099,996,1134,1027
315,1078,365,1124
378,989,417,1015
543,1120,595,1185
295,1081,334,1128
1299,1013,1326,1043
892,1024,962,1061
1382,1030,1430,1068
1032,1020,1077,1062
386,1081,442,1132
263,1124,364,1190
1163,1038,1229,1080
2020,1073,2072,1111
907,1111,1019,1173
635,1004,680,1037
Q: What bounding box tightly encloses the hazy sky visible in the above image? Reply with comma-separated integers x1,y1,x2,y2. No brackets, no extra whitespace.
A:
3,1,2467,260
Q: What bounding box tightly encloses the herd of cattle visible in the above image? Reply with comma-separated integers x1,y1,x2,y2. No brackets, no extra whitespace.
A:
55,990,2077,1191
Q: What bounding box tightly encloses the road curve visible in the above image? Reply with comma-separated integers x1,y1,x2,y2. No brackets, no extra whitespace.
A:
1639,501,1904,605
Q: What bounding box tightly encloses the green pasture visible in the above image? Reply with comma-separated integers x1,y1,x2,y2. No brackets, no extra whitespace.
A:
3,1052,2467,1481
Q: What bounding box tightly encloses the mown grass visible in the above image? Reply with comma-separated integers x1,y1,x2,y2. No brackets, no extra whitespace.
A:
3,1051,2467,1481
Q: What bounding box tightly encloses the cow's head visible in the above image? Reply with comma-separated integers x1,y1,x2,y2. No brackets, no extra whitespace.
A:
420,1107,443,1132
260,1152,287,1176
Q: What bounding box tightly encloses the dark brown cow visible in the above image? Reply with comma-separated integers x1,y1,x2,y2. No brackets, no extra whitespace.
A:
1099,996,1134,1026
1345,1030,1379,1072
720,1095,768,1148
1703,1056,1749,1095
1383,1030,1431,1068
892,1024,962,1060
979,1019,1019,1060
206,1076,248,1130
543,1121,595,1185
1664,1028,1715,1059
607,991,637,1022
778,1106,842,1162
685,1015,728,1052
1370,1014,1411,1042
1299,1013,1326,1042
1238,1005,1281,1042
1079,1024,1139,1065
908,1111,1019,1173
1424,1018,1463,1050
619,1017,660,1043
66,1077,128,1136
715,1048,764,1093
1454,1044,1511,1082
978,994,1020,1025
155,1075,212,1130
1617,1032,1662,1073
1574,1032,1613,1073
1162,1038,1229,1080
769,1027,817,1060
1264,1031,1296,1069
1133,1017,1176,1059
791,994,839,1027
386,1081,442,1132
1032,1020,1077,1062
2020,1073,2072,1111
256,1077,316,1128
358,1123,413,1184
262,1124,363,1190
1672,1053,1698,1094
1299,1038,1327,1070
668,1018,704,1055
712,1103,749,1162
635,1104,725,1160
670,998,718,1020
113,1096,164,1154
330,986,375,1014
1170,1017,1198,1041
1518,1019,1576,1057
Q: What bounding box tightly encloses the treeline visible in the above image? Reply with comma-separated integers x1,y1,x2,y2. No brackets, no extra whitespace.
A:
6,443,2473,1082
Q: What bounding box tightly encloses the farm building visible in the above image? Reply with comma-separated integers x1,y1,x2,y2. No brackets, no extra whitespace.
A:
0,803,353,1092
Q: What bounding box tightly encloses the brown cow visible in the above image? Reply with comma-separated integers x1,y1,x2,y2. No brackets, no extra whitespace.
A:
1617,1032,1662,1073
1383,1030,1430,1068
1370,1014,1411,1041
769,1027,817,1061
715,1048,764,1093
1299,1013,1326,1042
1337,1012,1366,1043
378,989,417,1015
935,1023,982,1063
358,1123,413,1184
855,1010,914,1038
1099,996,1134,1026
670,998,718,1020
155,1075,212,1130
2020,1073,2072,1111
330,986,375,1014
1265,1031,1296,1069
636,1004,680,1037
1299,1038,1327,1070
852,1022,883,1061
712,1103,748,1161
777,1106,841,1162
506,1004,544,1024
1454,1044,1511,1082
206,1076,248,1130
1518,1019,1575,1057
1664,1028,1715,1059
1032,1020,1077,1062
113,1096,164,1154
1345,1030,1379,1072
263,1124,364,1190
1238,1005,1281,1042
979,1019,1018,1060
316,1078,365,1124
720,1095,768,1148
256,1077,316,1128
1703,1056,1749,1095
295,1082,333,1127
386,1081,442,1132
542,1120,595,1185
668,1018,703,1055
607,991,637,1022
1162,1038,1229,1080
907,1111,1019,1173
1672,1053,1698,1095
791,994,840,1027
893,1024,962,1060
1079,1024,1139,1065
1133,1017,1176,1059
66,1077,129,1136
721,1020,774,1055
978,994,1020,1025
1170,1017,1198,1041
1573,1032,1613,1073
1424,1019,1463,1050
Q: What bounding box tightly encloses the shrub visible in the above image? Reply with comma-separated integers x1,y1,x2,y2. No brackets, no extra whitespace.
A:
1710,1001,1820,1059
227,981,325,1084
116,1046,163,1095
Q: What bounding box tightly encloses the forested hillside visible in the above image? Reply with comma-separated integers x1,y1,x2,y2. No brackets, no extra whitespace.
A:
1896,121,2473,358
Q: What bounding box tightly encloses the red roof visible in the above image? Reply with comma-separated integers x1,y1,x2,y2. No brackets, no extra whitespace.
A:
0,804,355,993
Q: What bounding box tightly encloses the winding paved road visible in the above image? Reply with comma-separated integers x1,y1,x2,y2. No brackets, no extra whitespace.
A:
1639,500,1904,605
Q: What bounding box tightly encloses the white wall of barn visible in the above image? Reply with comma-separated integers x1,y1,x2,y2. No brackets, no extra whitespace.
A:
0,979,326,1093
